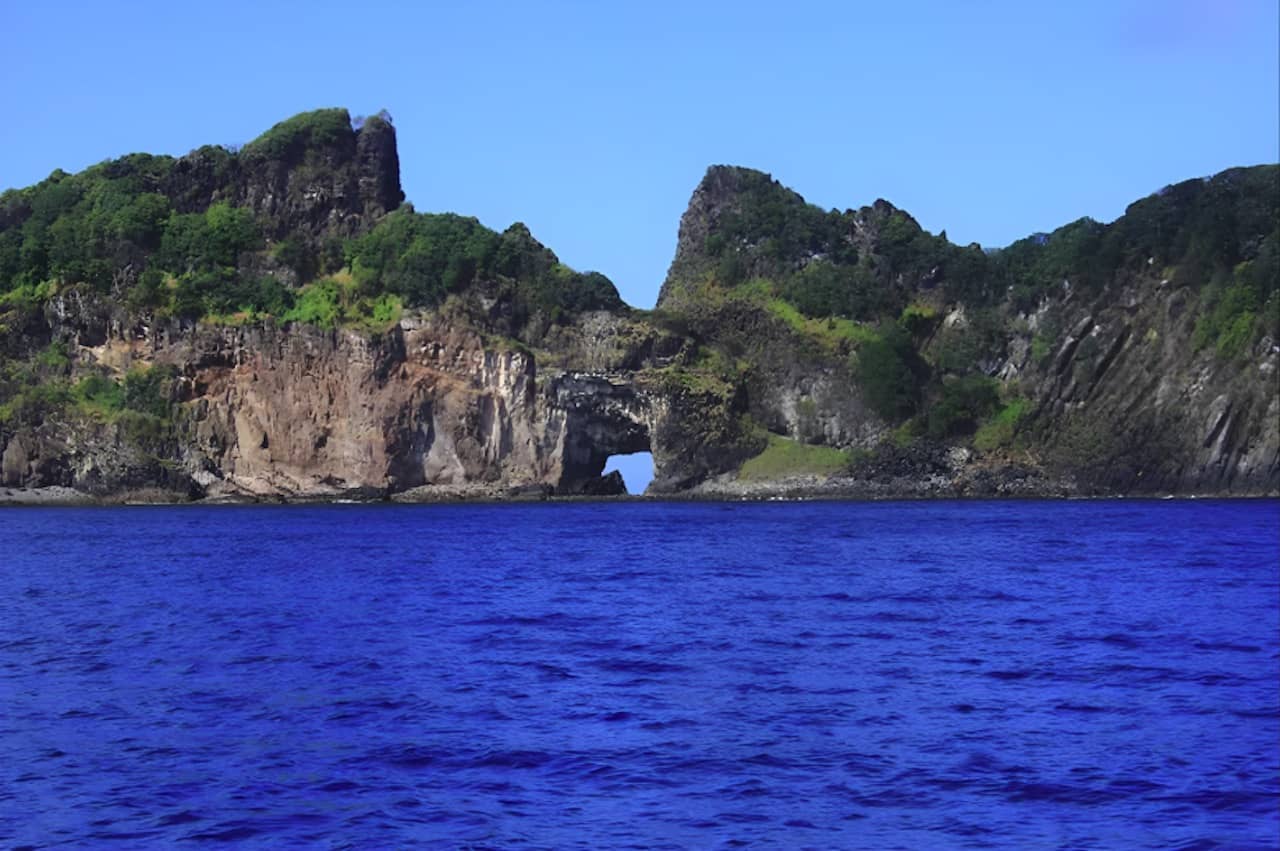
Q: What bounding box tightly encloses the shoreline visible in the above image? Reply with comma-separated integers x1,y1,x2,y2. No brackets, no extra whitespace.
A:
3,484,1276,507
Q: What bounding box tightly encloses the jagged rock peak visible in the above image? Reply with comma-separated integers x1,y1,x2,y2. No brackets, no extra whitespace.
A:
659,165,856,308
661,166,790,306
165,108,405,242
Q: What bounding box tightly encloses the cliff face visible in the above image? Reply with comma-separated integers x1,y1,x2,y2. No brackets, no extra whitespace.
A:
163,109,403,243
1,290,757,499
653,164,1279,497
1,112,1276,502
996,279,1279,493
1,302,644,499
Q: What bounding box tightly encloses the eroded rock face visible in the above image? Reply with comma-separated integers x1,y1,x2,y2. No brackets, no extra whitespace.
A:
162,318,662,499
1004,281,1280,495
0,304,671,499
657,166,756,308
161,111,403,246
2,277,1275,500
2,141,1276,500
650,164,1279,498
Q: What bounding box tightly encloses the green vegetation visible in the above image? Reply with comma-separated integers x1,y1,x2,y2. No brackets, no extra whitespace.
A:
690,168,999,316
0,379,70,426
120,364,176,419
241,108,354,161
700,183,992,320
739,433,850,481
348,210,497,306
642,360,767,468
974,398,1030,451
0,342,72,426
72,364,176,421
1029,309,1063,367
74,372,125,415
0,337,178,451
928,308,1005,375
899,302,940,337
0,155,176,293
281,273,403,331
891,419,922,448
764,296,880,351
993,166,1280,312
777,258,892,320
648,362,740,398
156,202,260,273
680,165,1279,364
995,218,1111,310
1191,237,1279,359
925,374,1001,439
705,169,849,267
173,274,294,321
1030,332,1053,364
34,341,70,370
271,236,318,282
0,279,56,311
853,322,928,420
0,110,618,336
0,153,275,319
344,212,621,324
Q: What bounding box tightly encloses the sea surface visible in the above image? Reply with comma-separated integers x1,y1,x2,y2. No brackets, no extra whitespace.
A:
1,500,1277,849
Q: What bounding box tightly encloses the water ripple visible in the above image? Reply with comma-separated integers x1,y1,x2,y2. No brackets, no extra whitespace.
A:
0,499,1276,848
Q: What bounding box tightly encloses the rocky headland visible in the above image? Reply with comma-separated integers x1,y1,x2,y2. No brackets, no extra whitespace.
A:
1,110,1276,503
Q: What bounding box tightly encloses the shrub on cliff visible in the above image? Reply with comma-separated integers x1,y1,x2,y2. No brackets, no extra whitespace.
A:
168,270,292,320
925,374,1001,439
279,273,402,331
854,322,928,421
778,259,889,320
155,203,260,274
974,398,1029,451
70,364,176,421
1190,227,1279,358
348,210,498,305
344,211,621,320
240,108,354,162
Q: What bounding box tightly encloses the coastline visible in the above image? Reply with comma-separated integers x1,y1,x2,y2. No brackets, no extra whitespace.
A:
4,482,1276,507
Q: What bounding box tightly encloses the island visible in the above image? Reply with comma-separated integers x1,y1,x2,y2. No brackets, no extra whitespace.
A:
1,109,1276,502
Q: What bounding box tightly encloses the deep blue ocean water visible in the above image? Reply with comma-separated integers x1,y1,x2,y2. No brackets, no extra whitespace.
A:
1,499,1277,849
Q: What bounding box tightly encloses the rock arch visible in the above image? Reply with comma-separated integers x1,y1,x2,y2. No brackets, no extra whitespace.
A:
548,373,653,494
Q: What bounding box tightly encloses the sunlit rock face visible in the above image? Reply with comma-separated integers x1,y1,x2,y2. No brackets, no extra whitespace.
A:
7,276,1271,500
1,112,1276,501
0,300,683,499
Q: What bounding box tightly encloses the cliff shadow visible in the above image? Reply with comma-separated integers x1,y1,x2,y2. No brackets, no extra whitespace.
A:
552,374,652,496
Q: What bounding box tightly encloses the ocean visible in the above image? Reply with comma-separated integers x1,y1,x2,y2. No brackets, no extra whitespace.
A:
1,500,1277,848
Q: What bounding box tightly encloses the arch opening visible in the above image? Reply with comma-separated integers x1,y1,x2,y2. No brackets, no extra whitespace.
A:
551,373,653,495
603,451,654,495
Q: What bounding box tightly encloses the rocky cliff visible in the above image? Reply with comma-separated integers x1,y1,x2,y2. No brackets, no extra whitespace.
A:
168,109,403,234
1,112,1276,502
653,164,1279,497
0,291,762,500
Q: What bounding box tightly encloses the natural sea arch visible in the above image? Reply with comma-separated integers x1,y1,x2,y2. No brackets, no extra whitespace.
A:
603,451,654,495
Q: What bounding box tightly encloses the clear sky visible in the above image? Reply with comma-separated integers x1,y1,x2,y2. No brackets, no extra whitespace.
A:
3,0,1277,310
